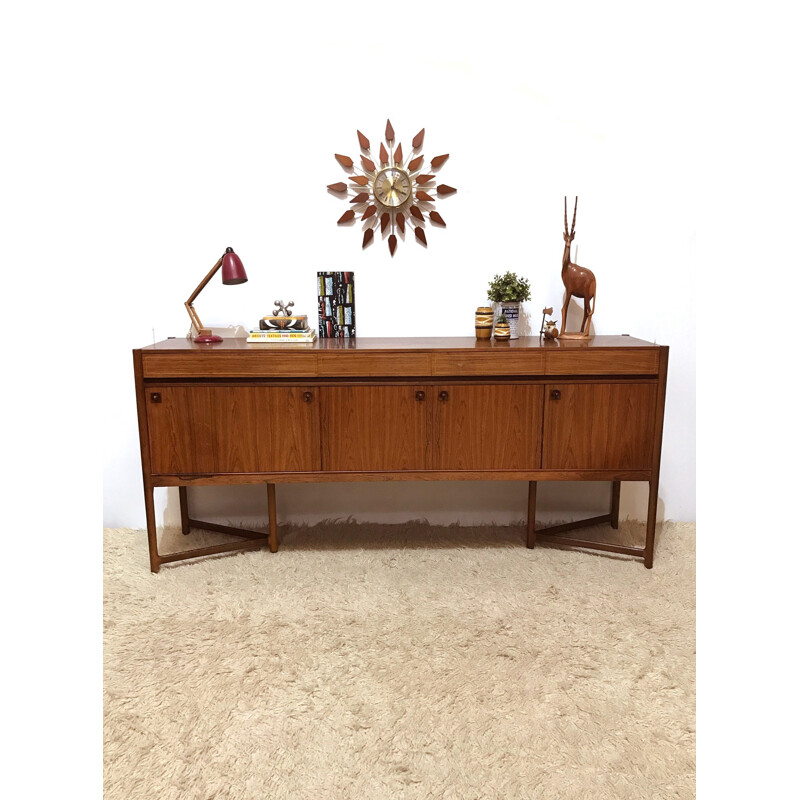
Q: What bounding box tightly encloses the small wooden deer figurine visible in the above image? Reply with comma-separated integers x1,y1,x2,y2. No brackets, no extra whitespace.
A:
539,307,559,339
560,197,596,339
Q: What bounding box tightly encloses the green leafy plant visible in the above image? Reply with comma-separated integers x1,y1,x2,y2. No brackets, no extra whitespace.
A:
487,271,531,302
496,314,509,324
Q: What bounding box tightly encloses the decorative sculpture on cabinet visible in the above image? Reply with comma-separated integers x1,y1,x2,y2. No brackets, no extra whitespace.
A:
560,197,596,339
273,300,295,317
539,307,559,340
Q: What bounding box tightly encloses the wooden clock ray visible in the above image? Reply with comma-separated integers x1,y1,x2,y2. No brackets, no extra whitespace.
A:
328,120,457,255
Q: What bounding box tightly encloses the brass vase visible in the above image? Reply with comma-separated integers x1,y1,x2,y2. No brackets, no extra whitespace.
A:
475,306,494,339
494,321,511,341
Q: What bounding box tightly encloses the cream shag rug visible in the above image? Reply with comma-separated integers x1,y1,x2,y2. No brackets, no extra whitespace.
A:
104,521,695,799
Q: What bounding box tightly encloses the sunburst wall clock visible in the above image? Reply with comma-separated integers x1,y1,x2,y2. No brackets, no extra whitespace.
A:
327,119,457,256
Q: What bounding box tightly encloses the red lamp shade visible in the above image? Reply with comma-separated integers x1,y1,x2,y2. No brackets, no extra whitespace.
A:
221,247,247,285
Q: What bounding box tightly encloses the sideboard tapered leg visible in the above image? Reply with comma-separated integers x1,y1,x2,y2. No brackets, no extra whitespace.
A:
527,481,537,548
610,481,621,530
644,480,658,569
267,483,278,553
179,486,190,535
143,483,161,573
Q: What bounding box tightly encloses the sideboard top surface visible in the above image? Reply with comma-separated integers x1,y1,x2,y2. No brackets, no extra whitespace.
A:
136,335,665,379
138,335,657,353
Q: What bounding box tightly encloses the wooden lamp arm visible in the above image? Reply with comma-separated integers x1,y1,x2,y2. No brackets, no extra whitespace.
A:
185,301,206,335
185,254,224,334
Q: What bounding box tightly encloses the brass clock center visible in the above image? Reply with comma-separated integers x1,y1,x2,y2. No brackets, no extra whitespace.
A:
373,166,412,208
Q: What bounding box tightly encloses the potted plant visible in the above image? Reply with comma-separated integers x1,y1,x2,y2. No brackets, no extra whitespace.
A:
487,271,531,339
493,314,511,341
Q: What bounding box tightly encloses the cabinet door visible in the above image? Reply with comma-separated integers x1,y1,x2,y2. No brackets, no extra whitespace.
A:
433,384,544,471
320,385,429,471
147,385,320,474
542,382,657,470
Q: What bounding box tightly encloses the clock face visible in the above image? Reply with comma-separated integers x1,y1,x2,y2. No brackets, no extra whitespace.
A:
373,167,412,208
328,120,457,255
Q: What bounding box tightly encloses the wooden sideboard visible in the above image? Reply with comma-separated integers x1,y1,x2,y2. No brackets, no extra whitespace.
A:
133,336,668,572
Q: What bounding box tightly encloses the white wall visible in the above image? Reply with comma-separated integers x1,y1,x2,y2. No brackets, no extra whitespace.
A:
99,2,696,529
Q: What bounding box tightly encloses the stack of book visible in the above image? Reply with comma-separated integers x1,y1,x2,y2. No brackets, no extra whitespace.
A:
246,325,317,344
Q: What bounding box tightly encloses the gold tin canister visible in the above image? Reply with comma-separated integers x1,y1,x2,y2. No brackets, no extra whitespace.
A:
475,306,494,339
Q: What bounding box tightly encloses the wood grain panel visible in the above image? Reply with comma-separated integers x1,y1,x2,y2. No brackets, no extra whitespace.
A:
147,386,320,474
147,386,188,473
434,385,544,470
152,469,652,486
321,386,429,471
189,386,216,470
316,352,431,377
143,352,318,378
545,349,659,375
210,387,263,472
542,383,657,470
432,350,545,376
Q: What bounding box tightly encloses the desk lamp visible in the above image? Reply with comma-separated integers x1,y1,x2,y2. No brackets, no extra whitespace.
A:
185,247,248,343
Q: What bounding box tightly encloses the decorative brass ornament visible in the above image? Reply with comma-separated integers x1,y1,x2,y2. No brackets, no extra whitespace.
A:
328,120,457,255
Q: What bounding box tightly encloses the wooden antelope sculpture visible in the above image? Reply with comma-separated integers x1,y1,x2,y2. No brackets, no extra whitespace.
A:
560,196,596,339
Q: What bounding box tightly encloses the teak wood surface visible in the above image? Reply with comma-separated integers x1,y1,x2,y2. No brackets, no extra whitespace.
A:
133,336,668,572
139,336,656,379
432,384,543,471
321,385,430,472
147,385,320,474
542,383,657,470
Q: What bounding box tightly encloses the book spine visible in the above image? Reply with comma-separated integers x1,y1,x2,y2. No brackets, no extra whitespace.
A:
248,332,314,339
246,335,316,342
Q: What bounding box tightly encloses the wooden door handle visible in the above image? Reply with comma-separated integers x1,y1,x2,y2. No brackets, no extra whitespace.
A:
439,390,449,401
415,390,426,401
150,392,162,403
550,389,561,400
303,391,313,403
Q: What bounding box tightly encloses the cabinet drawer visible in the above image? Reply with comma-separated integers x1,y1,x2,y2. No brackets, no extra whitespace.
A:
432,350,545,376
142,352,318,378
316,352,431,377
545,349,659,375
